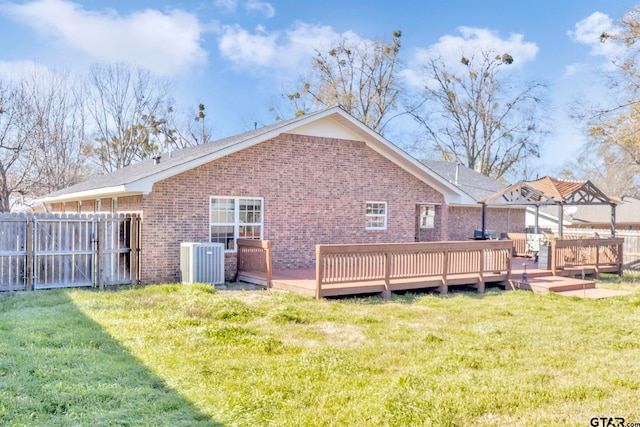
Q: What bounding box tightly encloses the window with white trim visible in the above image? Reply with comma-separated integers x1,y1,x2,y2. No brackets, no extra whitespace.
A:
210,197,263,251
365,201,387,230
419,204,435,229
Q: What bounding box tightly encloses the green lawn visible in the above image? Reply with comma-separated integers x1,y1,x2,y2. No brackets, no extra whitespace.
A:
1,281,640,426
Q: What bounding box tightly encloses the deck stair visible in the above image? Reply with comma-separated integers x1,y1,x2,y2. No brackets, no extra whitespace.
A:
512,275,596,294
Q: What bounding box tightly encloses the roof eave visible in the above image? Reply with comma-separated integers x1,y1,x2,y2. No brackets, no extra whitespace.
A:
40,185,143,204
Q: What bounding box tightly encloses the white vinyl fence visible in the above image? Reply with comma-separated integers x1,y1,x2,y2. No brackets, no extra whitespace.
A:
565,229,640,273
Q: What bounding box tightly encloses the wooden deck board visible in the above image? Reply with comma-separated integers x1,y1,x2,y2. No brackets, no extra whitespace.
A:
243,270,512,298
239,256,627,299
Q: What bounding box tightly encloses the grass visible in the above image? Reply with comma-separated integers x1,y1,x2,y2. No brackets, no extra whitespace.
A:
1,282,640,426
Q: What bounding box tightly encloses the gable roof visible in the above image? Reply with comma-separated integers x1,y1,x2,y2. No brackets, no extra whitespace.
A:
420,160,507,202
480,176,617,206
42,107,483,205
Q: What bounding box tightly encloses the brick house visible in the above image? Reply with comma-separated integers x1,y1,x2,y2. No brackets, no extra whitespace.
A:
42,107,525,284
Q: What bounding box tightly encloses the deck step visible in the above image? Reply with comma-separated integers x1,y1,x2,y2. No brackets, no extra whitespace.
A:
512,276,596,294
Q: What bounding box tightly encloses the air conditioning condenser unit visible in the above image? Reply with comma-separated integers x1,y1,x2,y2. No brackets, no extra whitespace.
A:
180,242,225,285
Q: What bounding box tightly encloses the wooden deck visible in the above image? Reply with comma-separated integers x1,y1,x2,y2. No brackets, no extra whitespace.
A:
239,256,629,299
239,268,507,298
236,238,626,299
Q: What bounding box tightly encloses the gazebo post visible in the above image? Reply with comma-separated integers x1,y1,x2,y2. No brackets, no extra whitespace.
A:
557,204,564,239
534,205,540,234
481,202,487,239
610,204,616,237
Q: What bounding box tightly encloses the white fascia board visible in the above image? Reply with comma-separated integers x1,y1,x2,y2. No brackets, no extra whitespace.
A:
40,186,136,203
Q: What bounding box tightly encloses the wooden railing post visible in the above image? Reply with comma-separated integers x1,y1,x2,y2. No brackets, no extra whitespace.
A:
236,241,244,276
382,251,391,299
618,239,624,277
440,250,448,295
551,238,557,276
595,240,601,279
315,245,322,299
506,243,513,281
477,248,485,293
264,240,273,288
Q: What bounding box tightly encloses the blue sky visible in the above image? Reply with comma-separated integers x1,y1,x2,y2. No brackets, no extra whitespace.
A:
0,0,632,176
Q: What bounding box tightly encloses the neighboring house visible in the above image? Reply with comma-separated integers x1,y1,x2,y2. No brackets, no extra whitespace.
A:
41,107,525,284
526,196,640,233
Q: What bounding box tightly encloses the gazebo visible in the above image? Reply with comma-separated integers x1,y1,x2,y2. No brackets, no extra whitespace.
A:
478,176,618,238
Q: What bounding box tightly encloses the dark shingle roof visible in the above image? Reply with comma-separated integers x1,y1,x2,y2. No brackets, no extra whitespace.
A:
421,160,506,201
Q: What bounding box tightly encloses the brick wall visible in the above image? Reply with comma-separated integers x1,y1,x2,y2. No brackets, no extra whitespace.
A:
139,133,446,283
45,134,526,284
446,206,526,240
116,195,144,213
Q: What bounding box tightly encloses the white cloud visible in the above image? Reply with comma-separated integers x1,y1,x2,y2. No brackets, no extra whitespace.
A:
402,26,539,87
213,0,274,18
567,12,624,60
2,0,208,75
0,60,54,81
245,0,274,18
218,24,278,67
564,63,586,77
213,0,238,13
217,21,352,75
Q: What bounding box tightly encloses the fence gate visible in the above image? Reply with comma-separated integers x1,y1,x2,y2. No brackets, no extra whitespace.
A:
33,216,95,289
0,216,28,291
0,213,140,291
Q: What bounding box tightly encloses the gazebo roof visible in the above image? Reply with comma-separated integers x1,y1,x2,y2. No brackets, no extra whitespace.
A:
479,176,617,207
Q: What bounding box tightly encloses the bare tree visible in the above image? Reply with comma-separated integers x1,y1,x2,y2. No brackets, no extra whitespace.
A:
166,103,213,147
21,70,91,196
85,62,174,172
0,80,35,211
286,31,403,135
411,51,547,180
560,143,640,198
586,8,640,168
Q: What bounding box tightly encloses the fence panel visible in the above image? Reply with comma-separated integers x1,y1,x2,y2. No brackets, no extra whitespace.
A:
0,213,140,291
33,216,95,289
100,216,137,286
0,216,28,291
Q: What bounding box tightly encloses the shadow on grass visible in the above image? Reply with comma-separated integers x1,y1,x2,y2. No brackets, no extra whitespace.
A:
0,290,222,426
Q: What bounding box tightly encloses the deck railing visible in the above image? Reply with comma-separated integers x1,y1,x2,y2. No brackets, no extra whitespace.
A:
550,237,623,277
505,233,548,257
315,240,513,299
237,239,273,288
